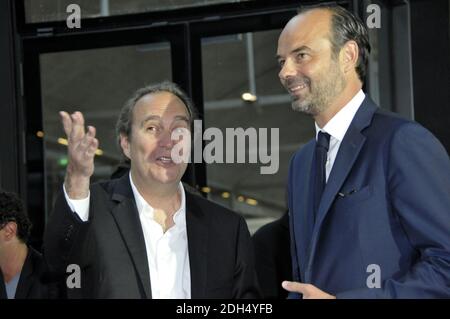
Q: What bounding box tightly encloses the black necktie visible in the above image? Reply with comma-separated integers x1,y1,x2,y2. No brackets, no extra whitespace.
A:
313,131,331,221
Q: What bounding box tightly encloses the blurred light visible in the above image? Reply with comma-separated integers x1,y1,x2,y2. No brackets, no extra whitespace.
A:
56,137,103,156
245,198,258,206
36,131,44,138
201,187,211,193
57,137,68,146
221,192,230,199
58,157,68,167
237,195,244,202
241,92,257,102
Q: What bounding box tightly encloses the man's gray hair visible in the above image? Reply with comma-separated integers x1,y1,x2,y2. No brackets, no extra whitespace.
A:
115,81,197,160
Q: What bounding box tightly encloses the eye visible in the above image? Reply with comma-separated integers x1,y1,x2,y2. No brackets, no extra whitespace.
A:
278,59,285,68
296,52,308,60
146,125,158,133
172,126,190,135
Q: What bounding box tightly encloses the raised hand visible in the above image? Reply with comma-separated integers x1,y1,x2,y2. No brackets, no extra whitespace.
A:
60,111,99,199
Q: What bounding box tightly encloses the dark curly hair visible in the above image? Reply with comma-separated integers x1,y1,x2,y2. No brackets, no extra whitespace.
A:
0,191,32,243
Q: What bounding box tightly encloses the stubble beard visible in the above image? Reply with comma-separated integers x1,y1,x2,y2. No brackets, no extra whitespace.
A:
290,60,346,117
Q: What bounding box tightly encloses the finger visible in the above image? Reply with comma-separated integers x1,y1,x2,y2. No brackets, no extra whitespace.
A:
59,111,73,137
70,111,86,142
77,136,91,151
86,126,96,138
282,281,309,294
78,126,97,150
85,138,99,157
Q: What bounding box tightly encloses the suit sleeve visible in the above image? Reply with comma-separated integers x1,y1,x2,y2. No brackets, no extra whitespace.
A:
63,184,90,222
232,215,262,299
252,225,279,299
43,187,89,277
338,122,450,298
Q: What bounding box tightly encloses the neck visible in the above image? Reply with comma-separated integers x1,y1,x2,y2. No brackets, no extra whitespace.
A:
131,171,181,214
145,189,181,214
0,242,28,283
314,81,362,128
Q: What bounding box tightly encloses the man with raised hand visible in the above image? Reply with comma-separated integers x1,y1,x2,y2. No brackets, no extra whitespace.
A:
44,81,260,299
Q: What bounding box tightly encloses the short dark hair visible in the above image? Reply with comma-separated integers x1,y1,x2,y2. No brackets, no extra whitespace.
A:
0,191,32,243
299,5,371,82
115,81,198,161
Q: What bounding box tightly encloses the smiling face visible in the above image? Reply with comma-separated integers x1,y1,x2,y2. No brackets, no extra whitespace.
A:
277,9,347,116
120,91,191,190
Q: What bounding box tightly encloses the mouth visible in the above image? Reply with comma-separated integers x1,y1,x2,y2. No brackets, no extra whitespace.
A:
156,156,175,166
288,83,308,94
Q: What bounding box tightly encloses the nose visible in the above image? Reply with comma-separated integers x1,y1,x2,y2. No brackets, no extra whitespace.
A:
158,129,175,149
278,59,297,82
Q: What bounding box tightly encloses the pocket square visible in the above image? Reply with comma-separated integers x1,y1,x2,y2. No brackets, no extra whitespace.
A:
338,189,357,197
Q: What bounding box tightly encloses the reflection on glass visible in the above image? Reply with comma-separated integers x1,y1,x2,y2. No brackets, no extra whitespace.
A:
201,30,315,234
40,43,171,217
25,0,252,23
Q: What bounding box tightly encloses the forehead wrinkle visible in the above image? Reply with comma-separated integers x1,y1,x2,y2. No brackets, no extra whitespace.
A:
173,115,190,124
134,93,190,126
278,9,333,55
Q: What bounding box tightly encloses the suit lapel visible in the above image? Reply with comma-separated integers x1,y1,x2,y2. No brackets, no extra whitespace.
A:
292,143,316,279
185,192,208,299
110,175,152,298
0,271,6,299
306,98,377,271
14,248,34,299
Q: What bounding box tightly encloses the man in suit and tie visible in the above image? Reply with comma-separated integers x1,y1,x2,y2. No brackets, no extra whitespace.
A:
276,5,450,298
44,81,260,298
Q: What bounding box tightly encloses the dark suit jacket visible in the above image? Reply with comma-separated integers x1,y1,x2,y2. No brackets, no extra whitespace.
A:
252,212,291,299
44,174,260,299
288,96,450,298
1,247,60,299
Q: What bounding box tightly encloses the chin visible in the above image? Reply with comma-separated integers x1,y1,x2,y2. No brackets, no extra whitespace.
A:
153,172,179,184
158,179,180,185
149,164,186,184
157,171,185,184
292,102,312,115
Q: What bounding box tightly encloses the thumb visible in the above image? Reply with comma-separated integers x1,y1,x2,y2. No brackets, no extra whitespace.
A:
282,281,310,295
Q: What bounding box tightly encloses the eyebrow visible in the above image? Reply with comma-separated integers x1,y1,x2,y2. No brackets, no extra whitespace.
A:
276,45,312,60
173,115,190,124
140,115,190,127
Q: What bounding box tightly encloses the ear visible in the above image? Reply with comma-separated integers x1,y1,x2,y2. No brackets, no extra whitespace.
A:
119,134,131,160
2,222,18,241
340,40,359,74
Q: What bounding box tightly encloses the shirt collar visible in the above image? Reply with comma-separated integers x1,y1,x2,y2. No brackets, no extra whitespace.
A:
129,173,186,226
315,90,365,141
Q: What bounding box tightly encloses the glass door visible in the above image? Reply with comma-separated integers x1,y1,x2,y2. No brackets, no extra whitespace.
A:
21,24,185,248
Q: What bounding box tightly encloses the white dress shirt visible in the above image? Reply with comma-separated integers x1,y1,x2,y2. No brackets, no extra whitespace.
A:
63,174,191,299
315,90,366,182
